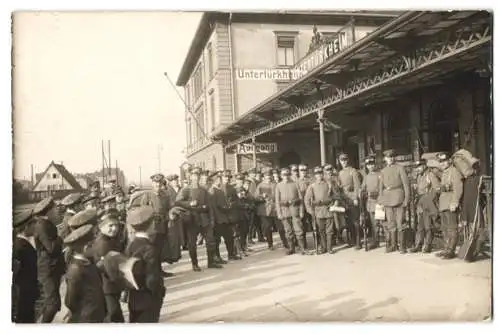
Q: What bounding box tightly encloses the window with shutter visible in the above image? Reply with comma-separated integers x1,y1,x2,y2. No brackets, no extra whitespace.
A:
276,33,297,67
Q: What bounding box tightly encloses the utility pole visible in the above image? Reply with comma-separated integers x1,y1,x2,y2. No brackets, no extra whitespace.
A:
108,140,112,177
157,144,162,173
139,166,142,188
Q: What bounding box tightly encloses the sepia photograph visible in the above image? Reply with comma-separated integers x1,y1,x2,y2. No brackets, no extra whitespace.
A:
10,6,493,325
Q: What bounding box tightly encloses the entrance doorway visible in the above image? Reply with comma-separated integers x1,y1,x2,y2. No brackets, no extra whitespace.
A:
279,150,301,168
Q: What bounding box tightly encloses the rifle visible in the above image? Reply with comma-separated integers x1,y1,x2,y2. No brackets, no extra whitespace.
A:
310,213,319,255
359,192,369,251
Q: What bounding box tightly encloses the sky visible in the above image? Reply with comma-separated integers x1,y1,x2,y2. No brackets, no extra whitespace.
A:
12,11,202,185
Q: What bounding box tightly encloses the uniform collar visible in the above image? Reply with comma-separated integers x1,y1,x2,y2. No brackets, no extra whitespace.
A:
16,234,36,249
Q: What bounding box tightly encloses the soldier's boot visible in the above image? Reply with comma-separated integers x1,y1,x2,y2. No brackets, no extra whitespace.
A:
326,235,334,254
354,226,362,250
399,231,408,254
388,232,398,252
298,237,306,255
286,238,296,255
207,250,223,269
214,247,228,264
302,235,308,250
191,258,202,272
423,230,433,253
410,230,423,253
436,234,449,257
443,230,458,259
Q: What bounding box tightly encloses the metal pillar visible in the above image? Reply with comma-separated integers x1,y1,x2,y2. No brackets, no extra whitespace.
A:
317,109,326,165
252,136,257,168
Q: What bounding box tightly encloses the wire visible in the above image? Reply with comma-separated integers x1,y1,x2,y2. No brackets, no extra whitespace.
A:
163,72,210,141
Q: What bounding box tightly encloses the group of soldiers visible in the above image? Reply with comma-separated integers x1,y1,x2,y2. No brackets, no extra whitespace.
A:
12,147,486,323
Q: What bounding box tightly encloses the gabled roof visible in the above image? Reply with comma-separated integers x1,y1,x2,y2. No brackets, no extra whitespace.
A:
32,161,84,191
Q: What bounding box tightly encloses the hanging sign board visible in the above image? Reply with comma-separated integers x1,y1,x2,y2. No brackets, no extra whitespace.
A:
236,143,278,155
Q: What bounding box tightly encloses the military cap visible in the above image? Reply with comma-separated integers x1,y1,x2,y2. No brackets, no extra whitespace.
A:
33,197,55,216
13,209,33,228
235,173,245,181
166,174,179,181
323,164,333,172
290,164,298,172
414,159,426,167
63,224,94,246
108,177,117,183
235,186,246,193
313,166,323,174
101,194,117,204
299,164,308,171
191,167,202,175
68,208,98,228
60,193,83,207
272,169,279,175
98,208,119,221
150,173,165,182
436,152,450,161
365,156,376,165
383,149,396,157
262,169,272,177
338,153,349,160
280,167,290,175
127,206,155,228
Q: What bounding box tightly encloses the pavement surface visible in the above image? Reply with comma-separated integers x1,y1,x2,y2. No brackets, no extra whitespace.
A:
53,234,492,323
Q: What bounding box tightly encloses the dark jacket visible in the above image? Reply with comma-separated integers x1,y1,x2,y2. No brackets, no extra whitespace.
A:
209,184,238,224
175,185,214,227
34,217,65,279
92,234,125,294
65,255,106,323
125,235,165,311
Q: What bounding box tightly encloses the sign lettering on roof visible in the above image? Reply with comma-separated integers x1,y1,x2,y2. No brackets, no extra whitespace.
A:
292,23,355,81
237,143,278,154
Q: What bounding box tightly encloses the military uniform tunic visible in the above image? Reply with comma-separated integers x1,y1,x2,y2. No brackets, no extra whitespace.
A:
338,167,361,203
361,171,381,213
275,180,304,246
438,165,463,254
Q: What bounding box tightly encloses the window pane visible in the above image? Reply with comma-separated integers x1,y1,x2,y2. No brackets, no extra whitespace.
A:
277,48,286,66
285,47,294,66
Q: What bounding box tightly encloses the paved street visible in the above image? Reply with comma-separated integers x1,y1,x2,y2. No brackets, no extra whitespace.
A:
54,235,491,323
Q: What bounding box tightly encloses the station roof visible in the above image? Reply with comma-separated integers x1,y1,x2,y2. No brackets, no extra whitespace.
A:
214,10,492,146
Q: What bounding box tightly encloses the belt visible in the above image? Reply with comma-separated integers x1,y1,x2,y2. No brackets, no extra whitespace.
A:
313,200,330,206
384,185,402,190
280,200,301,207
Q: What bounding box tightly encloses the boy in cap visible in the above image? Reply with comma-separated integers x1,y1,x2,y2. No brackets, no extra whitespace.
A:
58,193,83,240
63,224,106,323
275,167,306,255
125,206,166,322
12,210,39,323
378,149,410,253
409,159,440,253
436,152,463,259
175,167,221,271
360,156,382,250
92,209,125,322
338,153,363,250
65,208,99,264
32,197,65,323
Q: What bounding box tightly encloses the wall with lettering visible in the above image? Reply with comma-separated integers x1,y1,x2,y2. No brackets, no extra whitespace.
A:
231,22,347,118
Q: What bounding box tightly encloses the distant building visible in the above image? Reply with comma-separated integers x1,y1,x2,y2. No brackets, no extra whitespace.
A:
74,175,94,190
33,161,83,192
82,168,127,188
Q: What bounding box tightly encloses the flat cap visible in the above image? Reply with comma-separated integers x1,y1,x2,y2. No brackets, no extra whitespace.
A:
13,209,33,228
289,164,298,171
68,208,98,228
33,197,55,215
436,152,451,161
323,164,333,172
365,156,376,165
166,174,179,181
313,166,323,174
150,173,165,182
101,194,117,204
63,224,94,246
383,149,396,157
127,206,155,227
280,167,290,175
61,193,83,207
338,153,349,160
299,164,308,171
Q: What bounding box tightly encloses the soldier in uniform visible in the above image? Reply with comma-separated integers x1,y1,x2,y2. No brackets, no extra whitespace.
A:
166,174,187,251
125,206,166,323
255,169,287,250
246,168,265,245
92,209,126,322
65,208,99,263
296,164,311,249
101,194,117,210
338,153,362,250
234,186,254,256
304,166,338,254
63,224,106,323
175,167,222,271
272,168,281,184
89,181,101,199
115,188,127,221
210,170,239,262
140,173,172,277
409,160,440,253
83,194,100,210
32,197,65,323
12,210,39,323
324,164,343,246
275,167,305,255
436,152,464,259
360,156,382,250
290,164,299,182
58,193,83,240
377,149,410,253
